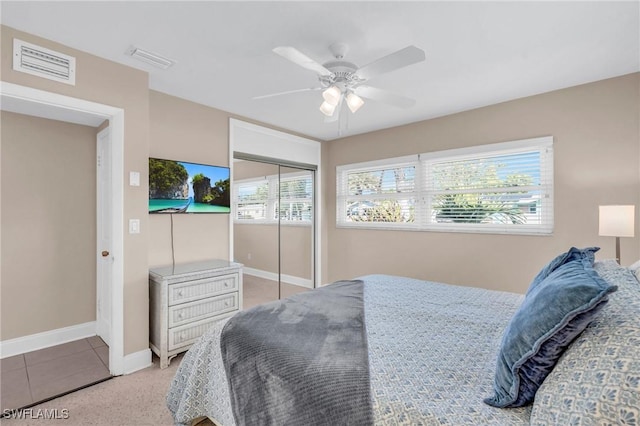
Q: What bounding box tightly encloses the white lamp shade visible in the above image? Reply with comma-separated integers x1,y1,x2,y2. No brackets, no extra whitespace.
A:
319,100,336,116
599,205,635,237
346,92,364,113
322,85,341,106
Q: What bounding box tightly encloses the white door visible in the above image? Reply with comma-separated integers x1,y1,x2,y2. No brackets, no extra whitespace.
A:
96,127,112,345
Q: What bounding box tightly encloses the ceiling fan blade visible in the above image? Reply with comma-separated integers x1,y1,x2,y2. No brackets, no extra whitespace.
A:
355,46,425,80
354,85,416,109
273,46,333,77
253,87,321,100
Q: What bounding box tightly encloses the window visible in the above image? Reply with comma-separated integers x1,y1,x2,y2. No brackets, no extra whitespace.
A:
336,136,553,234
337,158,417,228
236,179,269,220
235,172,313,224
276,175,313,222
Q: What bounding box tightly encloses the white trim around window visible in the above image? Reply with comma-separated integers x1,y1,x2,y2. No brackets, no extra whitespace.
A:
336,136,554,235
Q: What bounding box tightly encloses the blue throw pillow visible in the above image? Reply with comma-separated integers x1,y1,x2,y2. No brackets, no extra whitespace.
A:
484,247,618,408
526,247,598,296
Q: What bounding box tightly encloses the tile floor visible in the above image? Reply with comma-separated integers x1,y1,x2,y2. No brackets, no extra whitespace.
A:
0,336,111,412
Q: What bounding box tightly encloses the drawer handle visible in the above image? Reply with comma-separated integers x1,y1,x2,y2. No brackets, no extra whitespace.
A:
178,313,184,319
177,290,184,297
224,301,229,307
180,332,186,340
224,282,229,287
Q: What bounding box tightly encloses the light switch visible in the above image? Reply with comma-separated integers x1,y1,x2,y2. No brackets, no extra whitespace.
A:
129,219,140,234
129,171,140,186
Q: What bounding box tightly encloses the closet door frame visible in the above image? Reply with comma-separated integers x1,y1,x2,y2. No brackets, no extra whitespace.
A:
229,119,322,287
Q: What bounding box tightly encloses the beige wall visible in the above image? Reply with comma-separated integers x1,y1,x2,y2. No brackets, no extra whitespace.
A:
234,224,312,280
148,90,231,266
234,224,278,270
1,25,150,355
324,73,640,293
1,112,97,340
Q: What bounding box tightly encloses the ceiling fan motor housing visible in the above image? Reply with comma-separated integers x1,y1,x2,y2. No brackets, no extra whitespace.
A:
320,60,362,90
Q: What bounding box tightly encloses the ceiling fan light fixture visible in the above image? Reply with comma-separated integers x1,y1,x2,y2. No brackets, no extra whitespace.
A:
346,92,364,113
322,85,342,106
319,100,337,116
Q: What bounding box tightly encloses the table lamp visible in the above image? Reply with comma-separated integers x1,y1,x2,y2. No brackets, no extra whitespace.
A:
598,205,635,264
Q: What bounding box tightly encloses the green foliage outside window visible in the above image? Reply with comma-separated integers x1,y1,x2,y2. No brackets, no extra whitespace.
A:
432,161,532,224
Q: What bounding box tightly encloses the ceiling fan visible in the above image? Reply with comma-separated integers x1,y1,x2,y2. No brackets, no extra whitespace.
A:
254,42,426,122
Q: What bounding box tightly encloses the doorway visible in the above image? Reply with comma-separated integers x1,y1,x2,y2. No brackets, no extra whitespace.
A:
0,82,125,375
233,156,316,306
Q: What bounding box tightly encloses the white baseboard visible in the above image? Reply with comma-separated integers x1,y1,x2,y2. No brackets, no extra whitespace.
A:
123,348,152,375
243,267,313,289
0,321,96,359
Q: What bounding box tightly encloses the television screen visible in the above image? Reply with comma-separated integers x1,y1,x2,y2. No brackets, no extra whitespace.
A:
149,158,230,214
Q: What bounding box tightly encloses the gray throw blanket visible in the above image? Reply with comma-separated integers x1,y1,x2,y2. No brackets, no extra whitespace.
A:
220,280,373,426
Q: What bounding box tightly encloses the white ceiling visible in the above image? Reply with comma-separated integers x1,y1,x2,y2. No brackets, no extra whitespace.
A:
2,1,638,141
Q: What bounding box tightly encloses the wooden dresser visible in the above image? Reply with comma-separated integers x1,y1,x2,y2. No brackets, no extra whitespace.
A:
149,259,243,368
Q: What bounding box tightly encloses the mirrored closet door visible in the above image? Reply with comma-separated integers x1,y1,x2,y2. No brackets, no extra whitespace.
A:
233,155,315,308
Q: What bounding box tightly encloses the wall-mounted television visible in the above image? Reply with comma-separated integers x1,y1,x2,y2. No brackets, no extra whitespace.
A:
149,158,230,214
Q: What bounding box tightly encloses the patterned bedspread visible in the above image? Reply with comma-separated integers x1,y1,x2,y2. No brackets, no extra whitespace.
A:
167,274,532,425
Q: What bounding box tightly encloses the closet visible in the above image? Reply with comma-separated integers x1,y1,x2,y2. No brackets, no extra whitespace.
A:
233,155,315,303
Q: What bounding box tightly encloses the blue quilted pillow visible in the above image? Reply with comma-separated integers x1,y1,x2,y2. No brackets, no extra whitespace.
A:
484,247,618,408
525,247,598,296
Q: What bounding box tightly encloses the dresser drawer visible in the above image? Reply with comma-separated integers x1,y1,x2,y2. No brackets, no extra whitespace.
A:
168,292,238,328
168,273,238,306
168,316,226,351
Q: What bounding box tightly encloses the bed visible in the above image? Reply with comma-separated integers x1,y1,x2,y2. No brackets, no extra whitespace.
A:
167,250,640,426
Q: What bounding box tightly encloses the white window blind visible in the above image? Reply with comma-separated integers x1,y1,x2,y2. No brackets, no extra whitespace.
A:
337,157,417,228
276,175,313,222
235,172,313,224
236,179,269,221
336,137,553,234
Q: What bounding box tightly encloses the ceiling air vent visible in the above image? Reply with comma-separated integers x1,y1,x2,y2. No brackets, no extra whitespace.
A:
13,39,76,85
126,46,174,70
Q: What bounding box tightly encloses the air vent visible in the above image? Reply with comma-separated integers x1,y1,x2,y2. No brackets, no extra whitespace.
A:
126,46,174,70
13,39,76,85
